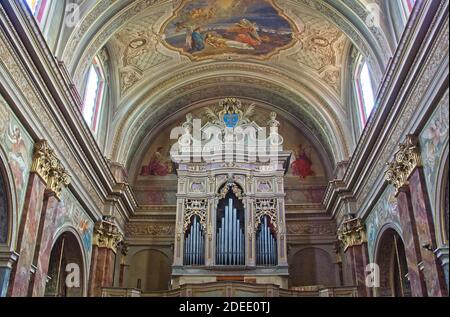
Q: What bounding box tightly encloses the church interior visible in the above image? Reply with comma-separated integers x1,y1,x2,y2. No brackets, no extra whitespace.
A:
0,0,448,298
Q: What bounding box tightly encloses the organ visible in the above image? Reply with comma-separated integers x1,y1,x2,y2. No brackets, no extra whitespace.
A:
171,98,290,289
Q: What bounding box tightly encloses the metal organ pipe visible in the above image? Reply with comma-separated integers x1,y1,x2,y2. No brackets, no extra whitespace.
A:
184,216,205,265
216,198,245,265
256,216,277,266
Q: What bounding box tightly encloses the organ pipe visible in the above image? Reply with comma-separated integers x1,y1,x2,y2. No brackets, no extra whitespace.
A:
256,216,277,266
184,216,205,265
216,198,245,265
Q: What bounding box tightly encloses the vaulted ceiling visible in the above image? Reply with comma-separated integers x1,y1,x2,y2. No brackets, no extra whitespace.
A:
56,0,394,170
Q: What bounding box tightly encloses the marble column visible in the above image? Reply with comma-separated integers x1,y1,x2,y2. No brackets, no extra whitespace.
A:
408,168,448,296
8,141,56,297
28,193,60,297
88,216,122,297
395,187,428,296
338,217,372,297
386,135,448,297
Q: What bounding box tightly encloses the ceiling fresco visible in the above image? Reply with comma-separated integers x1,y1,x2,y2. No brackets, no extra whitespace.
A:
162,0,297,60
58,0,394,168
109,1,350,100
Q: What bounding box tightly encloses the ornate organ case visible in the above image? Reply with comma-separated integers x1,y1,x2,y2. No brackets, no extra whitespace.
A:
171,99,290,289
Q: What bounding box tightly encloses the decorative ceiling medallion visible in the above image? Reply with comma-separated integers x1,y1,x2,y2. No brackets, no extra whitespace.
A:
162,0,297,61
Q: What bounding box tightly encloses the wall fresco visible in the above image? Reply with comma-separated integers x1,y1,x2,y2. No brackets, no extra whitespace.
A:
0,95,33,222
365,186,402,262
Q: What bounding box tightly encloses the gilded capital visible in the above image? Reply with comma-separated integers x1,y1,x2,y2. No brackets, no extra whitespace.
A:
30,140,71,199
30,140,53,184
385,135,422,195
337,218,367,251
93,217,123,253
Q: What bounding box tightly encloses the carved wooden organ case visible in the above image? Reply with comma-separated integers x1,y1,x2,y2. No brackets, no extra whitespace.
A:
171,98,290,286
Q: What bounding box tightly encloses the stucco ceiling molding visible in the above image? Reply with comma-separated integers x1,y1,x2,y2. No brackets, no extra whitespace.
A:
109,74,349,170
66,0,389,97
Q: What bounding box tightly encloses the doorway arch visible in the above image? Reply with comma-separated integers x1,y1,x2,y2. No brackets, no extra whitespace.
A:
374,227,411,297
44,231,85,297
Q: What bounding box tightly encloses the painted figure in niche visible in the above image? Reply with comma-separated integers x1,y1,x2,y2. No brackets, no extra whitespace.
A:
140,147,174,177
7,124,28,193
291,144,315,179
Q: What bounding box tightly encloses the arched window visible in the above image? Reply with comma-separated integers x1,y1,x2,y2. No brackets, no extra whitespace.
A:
24,0,50,24
355,60,376,127
82,57,105,133
403,0,416,15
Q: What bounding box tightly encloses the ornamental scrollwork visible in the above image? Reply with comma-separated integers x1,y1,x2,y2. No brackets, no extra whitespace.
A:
30,140,71,199
385,135,422,195
254,199,278,232
93,216,123,253
184,199,208,233
337,217,367,251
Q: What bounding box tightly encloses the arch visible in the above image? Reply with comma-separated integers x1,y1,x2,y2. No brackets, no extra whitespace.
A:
0,147,19,250
45,229,87,297
373,227,411,297
109,66,351,168
126,249,171,292
289,247,336,288
434,145,449,247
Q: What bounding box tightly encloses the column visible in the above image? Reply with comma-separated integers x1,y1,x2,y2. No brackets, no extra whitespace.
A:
29,158,70,297
338,216,372,297
386,135,448,297
8,140,55,297
88,216,123,297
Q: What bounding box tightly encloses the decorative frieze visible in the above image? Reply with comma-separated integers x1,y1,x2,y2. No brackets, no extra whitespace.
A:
30,140,70,199
337,218,367,251
287,222,336,236
93,216,123,253
125,222,175,237
385,135,423,195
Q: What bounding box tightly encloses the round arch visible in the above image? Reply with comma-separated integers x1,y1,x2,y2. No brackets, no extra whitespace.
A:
0,147,19,251
373,226,410,297
289,247,336,288
109,66,351,168
434,144,449,247
125,248,172,292
45,228,88,297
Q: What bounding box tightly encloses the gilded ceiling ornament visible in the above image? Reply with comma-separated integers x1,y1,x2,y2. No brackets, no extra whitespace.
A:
385,135,423,195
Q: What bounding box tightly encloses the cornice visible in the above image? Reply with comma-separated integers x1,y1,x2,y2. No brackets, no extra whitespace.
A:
0,1,138,220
